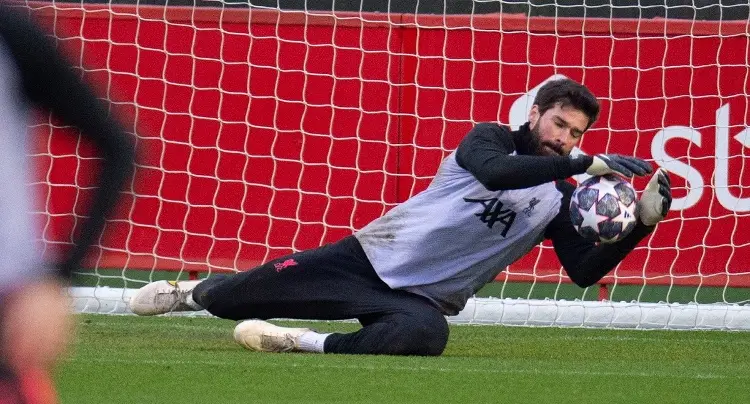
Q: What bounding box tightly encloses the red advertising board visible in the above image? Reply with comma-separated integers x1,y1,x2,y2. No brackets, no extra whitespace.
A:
28,4,750,286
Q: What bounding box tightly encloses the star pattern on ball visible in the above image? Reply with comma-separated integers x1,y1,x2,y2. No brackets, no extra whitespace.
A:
579,204,602,231
570,175,638,244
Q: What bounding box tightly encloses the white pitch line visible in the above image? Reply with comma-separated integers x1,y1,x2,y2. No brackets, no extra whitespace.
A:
66,356,747,380
494,334,750,345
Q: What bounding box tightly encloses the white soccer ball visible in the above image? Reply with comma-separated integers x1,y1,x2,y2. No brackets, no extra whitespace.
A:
569,174,637,244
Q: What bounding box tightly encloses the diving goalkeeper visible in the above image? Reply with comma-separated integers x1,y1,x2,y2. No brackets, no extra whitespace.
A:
131,78,672,356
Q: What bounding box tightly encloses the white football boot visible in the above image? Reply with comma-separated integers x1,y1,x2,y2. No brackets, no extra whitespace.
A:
234,320,311,353
129,280,202,316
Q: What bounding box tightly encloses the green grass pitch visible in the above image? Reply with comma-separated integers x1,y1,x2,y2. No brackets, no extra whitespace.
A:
56,314,749,404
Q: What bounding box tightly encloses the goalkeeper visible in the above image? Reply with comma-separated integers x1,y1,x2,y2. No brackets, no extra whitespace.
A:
132,78,672,356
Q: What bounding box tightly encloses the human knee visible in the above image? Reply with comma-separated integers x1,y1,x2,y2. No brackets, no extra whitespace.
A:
390,312,448,356
191,275,233,317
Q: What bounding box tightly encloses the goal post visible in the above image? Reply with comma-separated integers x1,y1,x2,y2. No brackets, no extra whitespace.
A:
22,1,750,329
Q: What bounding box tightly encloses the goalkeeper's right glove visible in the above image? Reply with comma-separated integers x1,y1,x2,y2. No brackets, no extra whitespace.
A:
585,154,653,177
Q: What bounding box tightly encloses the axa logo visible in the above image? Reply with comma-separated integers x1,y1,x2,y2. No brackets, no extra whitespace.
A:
464,197,516,236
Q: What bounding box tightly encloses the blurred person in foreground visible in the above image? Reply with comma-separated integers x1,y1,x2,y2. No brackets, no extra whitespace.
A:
0,3,134,403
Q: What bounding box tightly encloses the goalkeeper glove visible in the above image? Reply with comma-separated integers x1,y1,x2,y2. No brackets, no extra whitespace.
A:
585,154,653,177
638,168,672,226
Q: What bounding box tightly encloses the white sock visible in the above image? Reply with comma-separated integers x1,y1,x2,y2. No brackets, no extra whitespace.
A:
184,292,203,310
297,331,330,353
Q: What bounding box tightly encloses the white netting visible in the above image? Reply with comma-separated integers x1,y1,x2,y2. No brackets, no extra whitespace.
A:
20,1,750,328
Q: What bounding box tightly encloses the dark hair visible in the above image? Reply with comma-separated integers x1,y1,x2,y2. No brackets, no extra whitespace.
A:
533,78,600,131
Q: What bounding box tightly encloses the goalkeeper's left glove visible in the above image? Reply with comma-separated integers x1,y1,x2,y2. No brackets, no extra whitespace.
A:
638,168,672,226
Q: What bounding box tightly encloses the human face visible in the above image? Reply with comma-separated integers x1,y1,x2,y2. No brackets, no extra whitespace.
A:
527,103,590,157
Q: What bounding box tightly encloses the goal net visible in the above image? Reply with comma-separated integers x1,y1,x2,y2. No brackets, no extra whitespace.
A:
21,0,750,329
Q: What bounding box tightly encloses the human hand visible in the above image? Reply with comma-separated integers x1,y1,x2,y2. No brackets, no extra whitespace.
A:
638,168,672,226
1,278,74,373
586,154,653,177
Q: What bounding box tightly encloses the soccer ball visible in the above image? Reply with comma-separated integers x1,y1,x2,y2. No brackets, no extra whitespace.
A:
569,174,637,244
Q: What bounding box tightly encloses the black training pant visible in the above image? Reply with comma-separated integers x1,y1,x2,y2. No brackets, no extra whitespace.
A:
192,236,449,356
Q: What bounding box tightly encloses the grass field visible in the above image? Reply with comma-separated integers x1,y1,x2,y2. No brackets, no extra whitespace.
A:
56,314,749,404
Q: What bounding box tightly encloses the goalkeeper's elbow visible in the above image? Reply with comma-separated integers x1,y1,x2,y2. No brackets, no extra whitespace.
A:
566,271,600,288
571,279,597,289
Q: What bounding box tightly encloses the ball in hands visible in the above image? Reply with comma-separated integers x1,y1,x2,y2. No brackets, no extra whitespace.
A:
569,174,637,244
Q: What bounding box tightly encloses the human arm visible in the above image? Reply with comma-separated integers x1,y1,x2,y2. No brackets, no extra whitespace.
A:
454,123,651,191
545,180,666,287
0,6,134,375
0,6,136,278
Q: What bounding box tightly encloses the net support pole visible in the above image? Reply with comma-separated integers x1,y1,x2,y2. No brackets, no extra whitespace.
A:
598,283,609,301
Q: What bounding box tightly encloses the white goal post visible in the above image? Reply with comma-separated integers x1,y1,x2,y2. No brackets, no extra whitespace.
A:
19,1,750,330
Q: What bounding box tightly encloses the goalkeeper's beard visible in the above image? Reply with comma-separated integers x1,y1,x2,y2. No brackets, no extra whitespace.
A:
515,123,542,156
518,122,556,157
528,123,565,157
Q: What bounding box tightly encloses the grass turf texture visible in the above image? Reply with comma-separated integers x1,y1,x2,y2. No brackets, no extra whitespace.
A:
56,314,749,404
